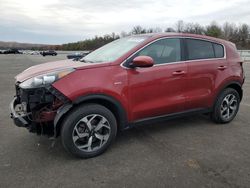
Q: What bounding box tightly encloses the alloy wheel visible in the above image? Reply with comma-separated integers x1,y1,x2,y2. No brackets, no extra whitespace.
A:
220,94,238,121
72,114,111,152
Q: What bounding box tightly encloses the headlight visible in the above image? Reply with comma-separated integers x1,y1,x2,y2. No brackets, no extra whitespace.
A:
19,69,75,89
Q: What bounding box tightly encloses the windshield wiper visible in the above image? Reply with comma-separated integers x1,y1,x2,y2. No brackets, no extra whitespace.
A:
79,58,94,63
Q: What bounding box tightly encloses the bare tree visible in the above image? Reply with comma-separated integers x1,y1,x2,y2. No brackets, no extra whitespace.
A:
153,27,162,33
222,22,238,41
165,27,175,32
147,27,162,33
176,20,184,32
111,32,119,39
184,23,204,34
193,23,204,34
60,21,250,51
238,24,249,47
120,31,130,38
147,28,154,33
131,26,147,34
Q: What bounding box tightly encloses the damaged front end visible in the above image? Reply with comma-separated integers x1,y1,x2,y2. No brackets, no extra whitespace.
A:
10,84,69,136
9,65,75,136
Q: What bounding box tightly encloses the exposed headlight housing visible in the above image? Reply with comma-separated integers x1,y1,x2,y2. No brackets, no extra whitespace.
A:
19,69,75,89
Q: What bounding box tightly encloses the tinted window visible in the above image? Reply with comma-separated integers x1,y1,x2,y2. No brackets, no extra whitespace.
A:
186,39,214,60
213,43,224,58
135,38,181,64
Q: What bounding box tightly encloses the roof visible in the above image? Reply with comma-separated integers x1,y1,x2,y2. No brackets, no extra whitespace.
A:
133,32,232,45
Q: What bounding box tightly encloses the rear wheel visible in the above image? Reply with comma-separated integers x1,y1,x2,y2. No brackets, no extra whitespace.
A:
211,88,240,123
61,104,117,158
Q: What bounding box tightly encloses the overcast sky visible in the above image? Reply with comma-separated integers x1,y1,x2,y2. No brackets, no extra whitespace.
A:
0,0,249,44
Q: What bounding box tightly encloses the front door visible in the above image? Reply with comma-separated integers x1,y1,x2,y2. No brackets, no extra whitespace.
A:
126,38,188,121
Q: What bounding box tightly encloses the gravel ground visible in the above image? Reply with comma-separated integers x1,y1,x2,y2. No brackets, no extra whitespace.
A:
0,54,250,188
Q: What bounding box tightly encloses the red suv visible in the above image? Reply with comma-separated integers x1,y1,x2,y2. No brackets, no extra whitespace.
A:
10,33,244,158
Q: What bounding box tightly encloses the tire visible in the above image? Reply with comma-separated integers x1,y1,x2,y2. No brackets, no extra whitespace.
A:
211,88,240,123
61,104,117,158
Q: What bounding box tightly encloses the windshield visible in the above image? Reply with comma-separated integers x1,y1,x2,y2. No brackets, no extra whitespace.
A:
81,36,149,63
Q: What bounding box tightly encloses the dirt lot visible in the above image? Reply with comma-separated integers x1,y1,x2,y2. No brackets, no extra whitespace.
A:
0,54,250,188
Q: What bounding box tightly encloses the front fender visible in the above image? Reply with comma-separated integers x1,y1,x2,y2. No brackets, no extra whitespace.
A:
53,94,129,137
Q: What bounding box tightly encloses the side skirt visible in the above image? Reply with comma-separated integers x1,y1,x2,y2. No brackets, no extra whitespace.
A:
126,108,212,129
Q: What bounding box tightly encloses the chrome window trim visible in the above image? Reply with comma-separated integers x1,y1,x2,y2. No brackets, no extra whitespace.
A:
120,36,226,69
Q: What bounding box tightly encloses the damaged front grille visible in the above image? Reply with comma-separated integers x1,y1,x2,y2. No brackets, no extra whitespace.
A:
15,83,69,135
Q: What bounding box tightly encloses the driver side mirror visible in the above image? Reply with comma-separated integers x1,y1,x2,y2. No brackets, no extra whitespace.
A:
130,56,154,68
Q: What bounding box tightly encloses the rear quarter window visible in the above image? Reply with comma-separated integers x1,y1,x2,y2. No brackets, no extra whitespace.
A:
213,43,224,58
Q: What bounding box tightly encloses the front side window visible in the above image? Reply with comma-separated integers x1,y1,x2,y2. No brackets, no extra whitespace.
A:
186,39,214,60
132,38,181,65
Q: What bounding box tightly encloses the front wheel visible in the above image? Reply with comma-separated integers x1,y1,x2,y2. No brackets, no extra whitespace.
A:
61,104,117,158
211,88,240,123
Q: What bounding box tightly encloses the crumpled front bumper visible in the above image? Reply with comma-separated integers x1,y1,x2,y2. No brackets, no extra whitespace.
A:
9,97,30,128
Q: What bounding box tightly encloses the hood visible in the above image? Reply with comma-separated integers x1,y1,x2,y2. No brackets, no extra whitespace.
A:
15,59,93,82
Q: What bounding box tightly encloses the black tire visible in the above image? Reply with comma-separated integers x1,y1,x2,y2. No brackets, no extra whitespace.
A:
211,88,240,123
61,104,117,158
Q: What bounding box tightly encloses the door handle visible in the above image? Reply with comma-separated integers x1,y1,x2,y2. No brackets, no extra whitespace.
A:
172,70,186,75
217,65,227,70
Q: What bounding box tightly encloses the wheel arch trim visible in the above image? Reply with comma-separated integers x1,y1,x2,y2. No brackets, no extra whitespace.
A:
54,94,129,137
220,81,243,99
214,80,243,106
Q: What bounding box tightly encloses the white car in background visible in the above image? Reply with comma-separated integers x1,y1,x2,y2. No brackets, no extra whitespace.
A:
29,51,40,55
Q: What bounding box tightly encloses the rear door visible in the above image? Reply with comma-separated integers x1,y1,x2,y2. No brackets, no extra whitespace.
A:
184,38,227,109
126,38,188,121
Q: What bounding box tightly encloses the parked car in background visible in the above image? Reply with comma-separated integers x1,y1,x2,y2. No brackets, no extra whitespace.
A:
3,49,22,54
10,33,244,158
67,51,91,60
40,50,57,56
29,51,40,55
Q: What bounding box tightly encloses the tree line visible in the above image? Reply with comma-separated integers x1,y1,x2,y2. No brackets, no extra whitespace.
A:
58,20,250,51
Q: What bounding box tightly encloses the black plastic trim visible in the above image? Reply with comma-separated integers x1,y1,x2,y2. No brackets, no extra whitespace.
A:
46,85,69,102
54,103,73,137
130,108,211,127
217,81,243,101
74,94,128,130
53,94,129,137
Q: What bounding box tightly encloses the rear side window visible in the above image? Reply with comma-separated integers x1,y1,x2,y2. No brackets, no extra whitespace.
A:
186,39,214,60
213,43,224,58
